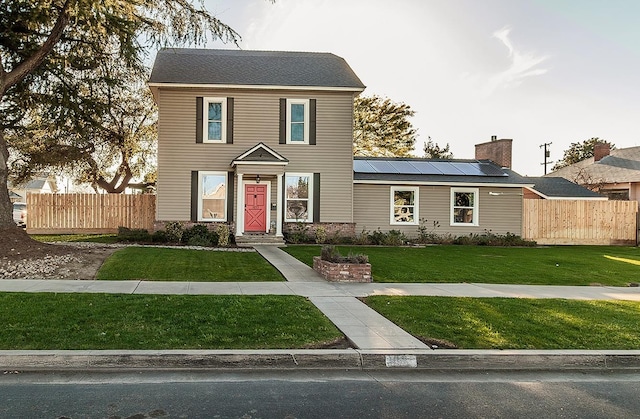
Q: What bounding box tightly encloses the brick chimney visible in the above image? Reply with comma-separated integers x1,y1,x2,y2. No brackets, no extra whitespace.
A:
593,142,611,162
475,136,513,168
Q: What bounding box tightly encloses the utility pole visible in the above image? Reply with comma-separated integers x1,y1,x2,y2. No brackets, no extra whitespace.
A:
540,142,552,174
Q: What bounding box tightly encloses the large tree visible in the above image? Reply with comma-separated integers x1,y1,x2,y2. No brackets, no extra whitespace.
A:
552,137,615,171
8,58,157,193
423,136,454,159
0,0,239,228
353,95,417,157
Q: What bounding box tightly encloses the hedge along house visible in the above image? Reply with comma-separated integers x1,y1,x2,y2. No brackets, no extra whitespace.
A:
148,49,365,243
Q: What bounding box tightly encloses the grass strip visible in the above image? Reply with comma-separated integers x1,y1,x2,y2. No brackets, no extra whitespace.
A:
283,245,640,285
0,293,343,350
96,247,284,281
365,296,640,349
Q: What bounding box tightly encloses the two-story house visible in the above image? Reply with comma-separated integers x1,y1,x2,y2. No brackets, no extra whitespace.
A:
149,49,365,242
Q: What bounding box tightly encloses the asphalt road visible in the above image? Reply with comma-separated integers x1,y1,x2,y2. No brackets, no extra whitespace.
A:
1,369,640,418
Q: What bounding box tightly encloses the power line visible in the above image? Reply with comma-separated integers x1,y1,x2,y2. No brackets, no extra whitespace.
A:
540,142,553,174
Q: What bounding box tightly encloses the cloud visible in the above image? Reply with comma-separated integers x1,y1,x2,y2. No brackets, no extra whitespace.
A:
483,26,549,95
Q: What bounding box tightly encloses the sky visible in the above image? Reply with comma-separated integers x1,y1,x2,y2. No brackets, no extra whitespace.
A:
182,0,640,176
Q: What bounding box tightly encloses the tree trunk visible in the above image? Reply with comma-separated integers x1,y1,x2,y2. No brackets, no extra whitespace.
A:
0,130,16,228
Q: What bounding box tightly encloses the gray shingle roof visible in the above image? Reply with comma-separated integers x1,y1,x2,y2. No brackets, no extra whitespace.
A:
149,49,365,90
353,157,531,186
524,177,605,199
546,145,640,183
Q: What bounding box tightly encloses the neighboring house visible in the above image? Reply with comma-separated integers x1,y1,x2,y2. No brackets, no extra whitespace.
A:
8,175,58,202
149,49,604,241
522,176,606,200
149,49,365,240
545,143,640,203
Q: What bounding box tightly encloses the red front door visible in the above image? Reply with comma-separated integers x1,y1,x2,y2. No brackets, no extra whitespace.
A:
244,184,267,232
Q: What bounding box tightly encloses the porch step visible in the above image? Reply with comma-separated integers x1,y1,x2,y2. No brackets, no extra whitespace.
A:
235,234,286,247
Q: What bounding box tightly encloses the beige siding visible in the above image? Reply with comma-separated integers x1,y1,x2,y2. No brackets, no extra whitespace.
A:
156,87,354,222
353,184,523,238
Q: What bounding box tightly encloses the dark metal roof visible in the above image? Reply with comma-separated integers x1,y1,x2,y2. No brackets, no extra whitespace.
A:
524,177,605,199
149,49,366,90
353,157,530,185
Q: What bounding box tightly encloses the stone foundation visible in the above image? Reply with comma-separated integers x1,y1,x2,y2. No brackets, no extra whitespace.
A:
153,220,234,233
313,256,372,283
284,222,356,239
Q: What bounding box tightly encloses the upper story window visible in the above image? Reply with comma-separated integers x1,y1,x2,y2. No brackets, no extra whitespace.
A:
204,97,227,143
451,187,479,226
390,186,419,225
287,99,309,144
280,98,316,145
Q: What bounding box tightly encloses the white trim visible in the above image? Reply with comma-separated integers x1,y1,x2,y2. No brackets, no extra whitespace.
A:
390,186,419,225
354,179,533,188
197,171,228,222
286,99,310,144
242,180,271,233
149,82,365,93
233,142,288,162
284,173,313,222
451,187,479,226
276,174,284,237
232,161,289,166
236,173,244,236
203,97,227,143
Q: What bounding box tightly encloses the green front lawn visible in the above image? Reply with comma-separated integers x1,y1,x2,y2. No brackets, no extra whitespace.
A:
283,245,640,285
97,247,284,281
365,296,640,349
32,233,119,243
0,293,343,349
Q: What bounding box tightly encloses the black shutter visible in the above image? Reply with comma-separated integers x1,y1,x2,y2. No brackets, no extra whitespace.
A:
226,97,234,144
313,173,320,223
227,172,234,222
191,171,198,221
309,99,316,145
279,98,287,144
196,97,203,143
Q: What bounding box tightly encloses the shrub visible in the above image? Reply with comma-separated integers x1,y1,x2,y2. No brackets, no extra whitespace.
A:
151,230,169,243
216,224,230,247
383,229,406,246
164,221,184,243
117,227,151,243
285,222,312,244
320,245,368,264
315,226,327,244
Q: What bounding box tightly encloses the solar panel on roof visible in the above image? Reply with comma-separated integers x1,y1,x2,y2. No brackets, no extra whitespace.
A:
368,160,399,173
450,162,484,176
354,159,509,177
478,162,508,176
388,160,421,174
429,161,465,175
407,160,444,175
353,160,376,173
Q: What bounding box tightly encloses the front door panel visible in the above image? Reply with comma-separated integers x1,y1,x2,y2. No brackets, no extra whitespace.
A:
244,184,267,232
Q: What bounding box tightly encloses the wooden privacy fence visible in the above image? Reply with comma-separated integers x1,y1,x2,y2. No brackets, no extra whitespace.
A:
522,199,638,245
27,193,156,234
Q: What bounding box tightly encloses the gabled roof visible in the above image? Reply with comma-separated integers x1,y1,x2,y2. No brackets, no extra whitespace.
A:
232,143,288,166
524,176,606,200
149,49,366,91
546,145,640,183
353,157,531,187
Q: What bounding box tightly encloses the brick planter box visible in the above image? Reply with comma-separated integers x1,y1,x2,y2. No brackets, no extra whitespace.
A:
313,256,372,283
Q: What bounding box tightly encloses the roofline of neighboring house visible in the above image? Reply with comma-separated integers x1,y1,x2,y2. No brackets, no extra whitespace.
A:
148,82,366,93
353,179,533,188
524,186,608,200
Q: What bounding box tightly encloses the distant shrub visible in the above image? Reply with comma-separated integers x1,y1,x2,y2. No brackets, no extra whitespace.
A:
117,227,151,243
320,245,368,264
164,221,184,243
216,224,230,247
151,230,169,243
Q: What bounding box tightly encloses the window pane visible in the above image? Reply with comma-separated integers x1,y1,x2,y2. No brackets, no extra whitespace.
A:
287,200,308,220
455,192,473,207
291,122,304,142
201,174,226,219
208,121,221,141
291,103,305,122
286,176,309,199
454,208,473,224
394,206,414,223
394,190,414,206
208,102,222,121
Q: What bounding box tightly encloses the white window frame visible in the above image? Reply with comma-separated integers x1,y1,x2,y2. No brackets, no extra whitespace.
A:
285,173,313,222
450,187,479,226
390,186,419,225
203,97,227,143
286,99,309,144
198,171,227,222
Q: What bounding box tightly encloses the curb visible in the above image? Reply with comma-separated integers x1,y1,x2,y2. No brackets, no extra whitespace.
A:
3,350,640,371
